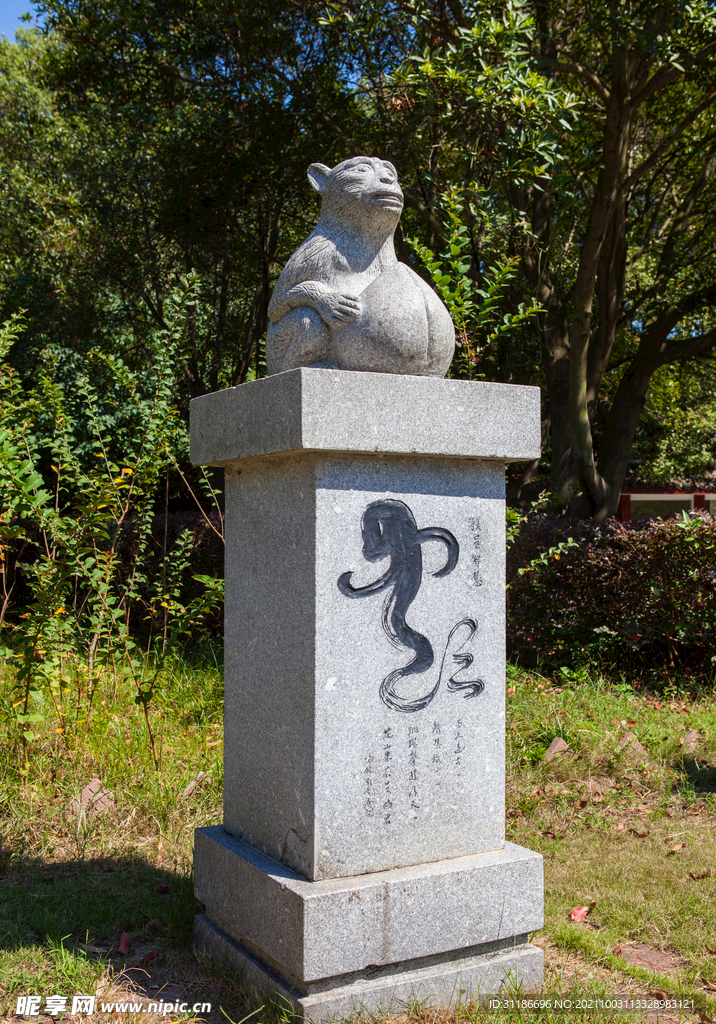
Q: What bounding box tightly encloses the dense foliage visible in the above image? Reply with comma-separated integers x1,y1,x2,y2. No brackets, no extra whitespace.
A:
0,289,222,770
508,511,716,683
1,0,714,518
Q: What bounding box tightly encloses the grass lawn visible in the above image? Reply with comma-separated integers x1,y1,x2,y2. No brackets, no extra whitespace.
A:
1,656,714,1024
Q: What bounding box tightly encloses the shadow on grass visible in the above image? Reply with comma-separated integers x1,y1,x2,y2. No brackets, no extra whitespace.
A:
0,852,196,953
0,852,278,1024
681,755,716,792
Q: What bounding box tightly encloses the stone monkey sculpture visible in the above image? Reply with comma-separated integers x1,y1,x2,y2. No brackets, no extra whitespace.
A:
266,156,455,377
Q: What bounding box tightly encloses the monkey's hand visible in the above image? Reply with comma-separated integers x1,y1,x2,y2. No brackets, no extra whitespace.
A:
315,289,360,327
272,280,360,327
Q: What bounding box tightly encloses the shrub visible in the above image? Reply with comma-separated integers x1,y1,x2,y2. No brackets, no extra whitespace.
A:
0,282,224,771
507,511,716,682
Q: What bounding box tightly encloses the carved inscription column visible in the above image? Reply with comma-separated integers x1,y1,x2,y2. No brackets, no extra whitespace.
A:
190,368,545,1020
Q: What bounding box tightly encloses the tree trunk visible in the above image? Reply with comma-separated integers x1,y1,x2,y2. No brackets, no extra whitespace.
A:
233,206,281,385
213,243,231,394
520,184,575,499
567,78,631,513
596,351,657,518
589,193,627,413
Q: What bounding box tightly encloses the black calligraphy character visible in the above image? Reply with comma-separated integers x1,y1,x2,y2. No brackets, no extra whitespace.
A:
440,619,485,700
338,499,484,712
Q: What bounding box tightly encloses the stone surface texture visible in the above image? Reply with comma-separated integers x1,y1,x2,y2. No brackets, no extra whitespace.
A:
222,449,507,880
266,157,455,377
189,367,541,467
195,827,543,983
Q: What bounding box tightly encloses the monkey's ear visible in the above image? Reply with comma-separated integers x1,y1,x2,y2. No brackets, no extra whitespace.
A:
307,163,331,193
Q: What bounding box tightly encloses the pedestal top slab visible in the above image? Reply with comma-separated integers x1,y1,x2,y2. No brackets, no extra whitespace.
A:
190,368,540,467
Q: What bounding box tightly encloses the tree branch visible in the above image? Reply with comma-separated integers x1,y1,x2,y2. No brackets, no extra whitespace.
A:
266,62,361,155
631,41,716,110
550,61,610,106
402,193,446,245
659,325,716,365
640,284,716,362
622,92,716,198
442,0,469,30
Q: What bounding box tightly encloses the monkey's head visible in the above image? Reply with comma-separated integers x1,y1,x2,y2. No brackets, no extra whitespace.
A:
307,156,403,231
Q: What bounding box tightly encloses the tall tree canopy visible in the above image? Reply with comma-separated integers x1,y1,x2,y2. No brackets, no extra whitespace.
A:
532,0,716,517
1,0,715,516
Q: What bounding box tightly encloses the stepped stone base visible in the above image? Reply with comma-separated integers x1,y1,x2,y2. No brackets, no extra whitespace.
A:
194,826,543,1021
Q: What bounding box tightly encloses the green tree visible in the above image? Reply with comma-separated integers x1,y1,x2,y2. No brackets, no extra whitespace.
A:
331,0,716,516
525,0,716,516
29,0,574,396
0,29,96,377
34,0,364,396
6,0,715,524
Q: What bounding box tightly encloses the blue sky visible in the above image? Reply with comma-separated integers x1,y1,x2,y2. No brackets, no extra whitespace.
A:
0,0,43,41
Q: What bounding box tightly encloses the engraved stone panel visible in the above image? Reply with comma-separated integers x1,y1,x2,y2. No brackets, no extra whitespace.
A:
222,452,505,881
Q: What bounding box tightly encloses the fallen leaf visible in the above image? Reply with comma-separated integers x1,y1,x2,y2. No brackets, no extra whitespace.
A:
154,882,170,894
628,827,649,838
648,989,669,1000
207,739,221,748
707,947,716,955
593,795,604,803
613,944,623,955
117,932,131,955
704,981,716,993
157,837,163,864
570,899,596,922
542,830,557,839
575,798,588,809
686,871,712,880
668,842,686,853
139,950,159,967
506,685,516,695
616,822,626,831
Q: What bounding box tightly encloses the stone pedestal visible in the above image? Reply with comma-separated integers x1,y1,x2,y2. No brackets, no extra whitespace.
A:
190,368,544,1019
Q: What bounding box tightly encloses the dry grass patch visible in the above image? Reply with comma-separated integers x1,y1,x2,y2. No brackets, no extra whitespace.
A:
1,661,715,1022
506,669,716,1013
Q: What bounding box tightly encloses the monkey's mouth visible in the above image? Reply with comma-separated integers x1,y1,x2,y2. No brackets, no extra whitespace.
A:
370,191,404,209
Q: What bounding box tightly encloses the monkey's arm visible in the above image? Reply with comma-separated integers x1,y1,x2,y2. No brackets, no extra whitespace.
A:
268,280,330,322
268,280,360,327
